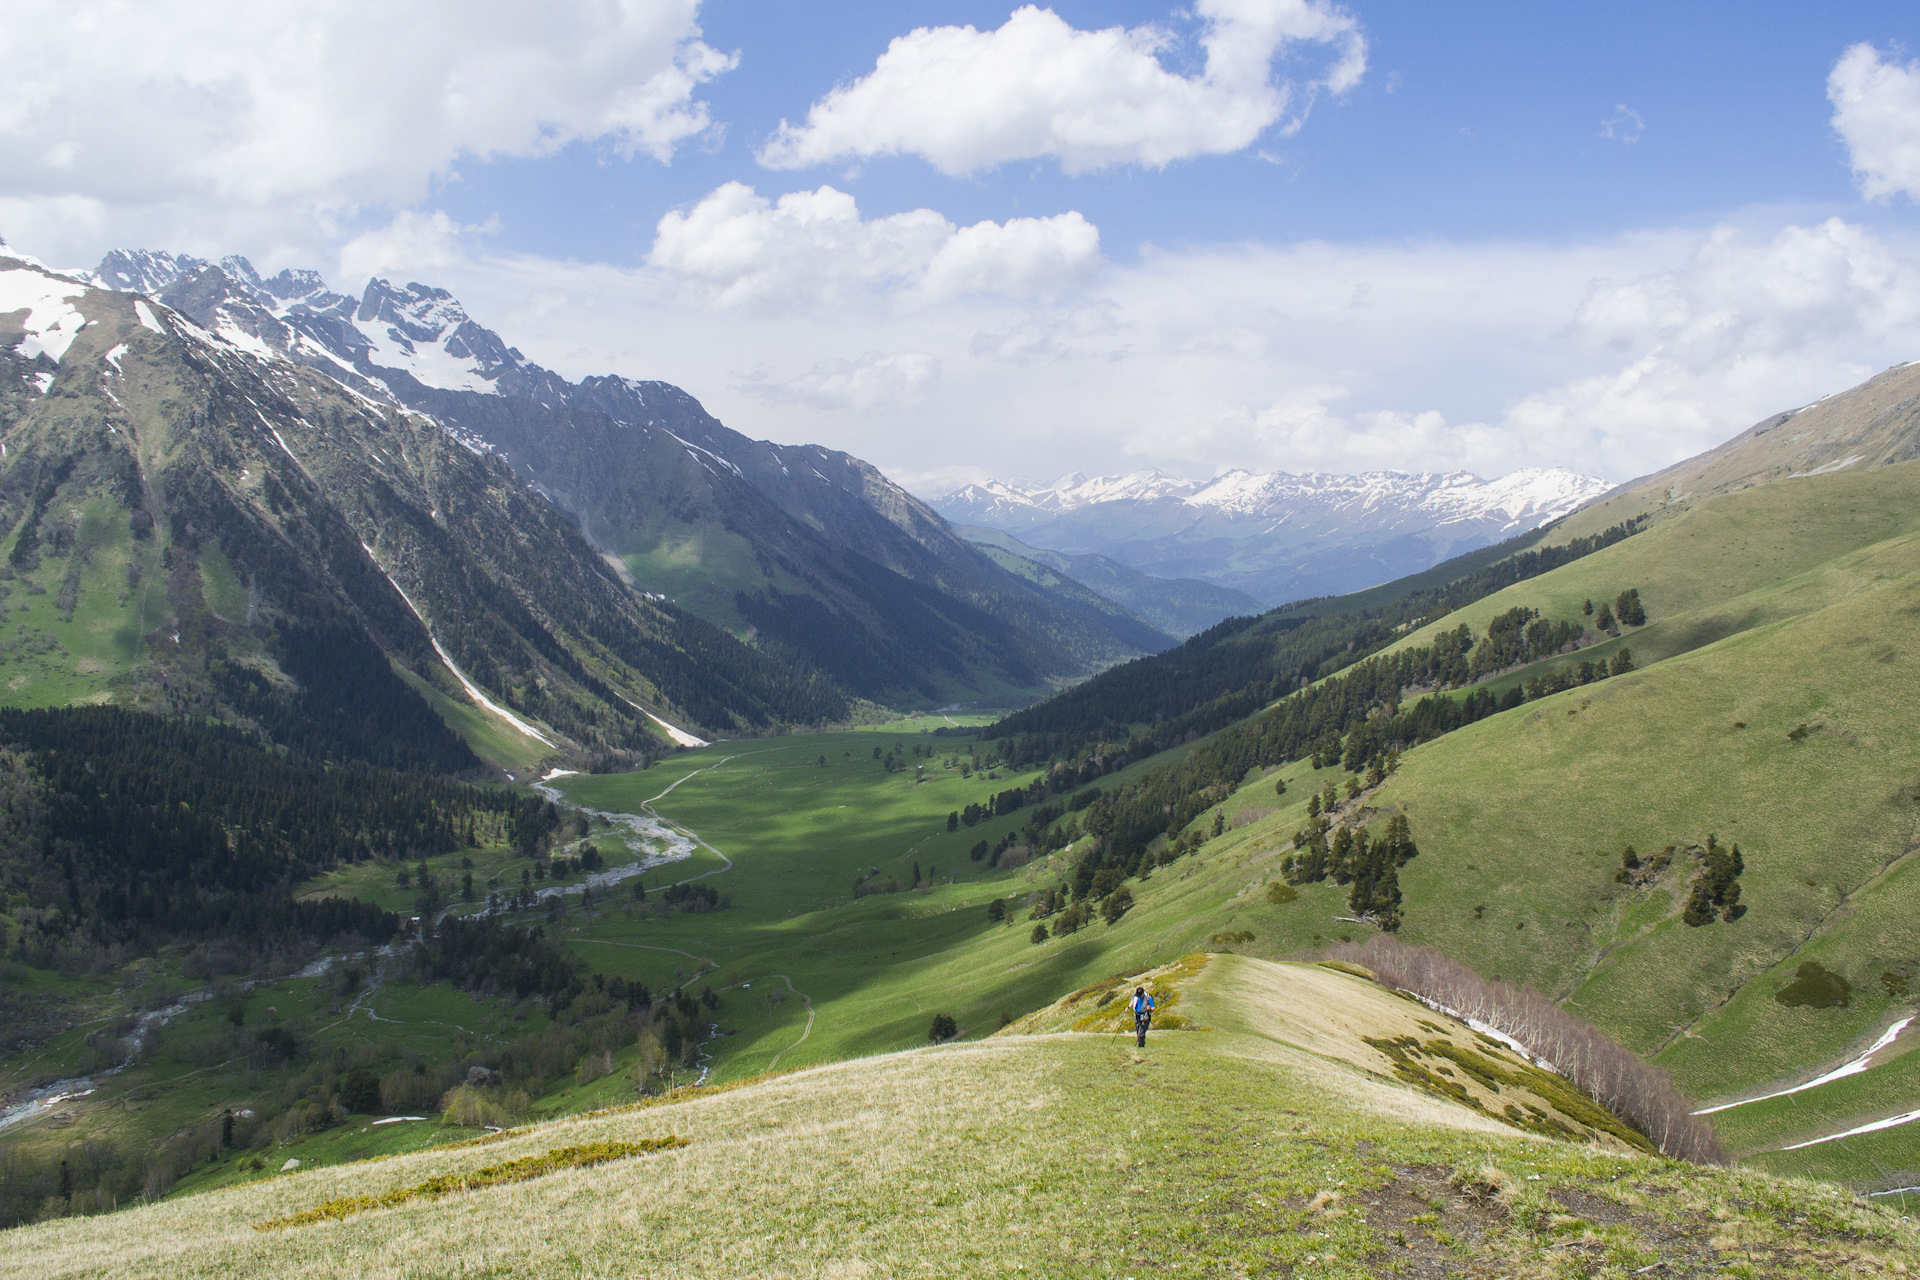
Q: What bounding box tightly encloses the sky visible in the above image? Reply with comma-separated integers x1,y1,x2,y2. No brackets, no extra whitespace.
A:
4,1,1920,493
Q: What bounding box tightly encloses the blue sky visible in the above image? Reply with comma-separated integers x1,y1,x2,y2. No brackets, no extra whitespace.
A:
439,1,1910,256
6,1,1920,491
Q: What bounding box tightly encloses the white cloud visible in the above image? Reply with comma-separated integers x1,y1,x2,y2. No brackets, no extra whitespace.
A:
756,0,1365,175
0,0,733,263
1599,104,1644,144
1829,43,1920,201
419,213,1920,496
647,182,1101,311
739,350,942,414
339,211,499,285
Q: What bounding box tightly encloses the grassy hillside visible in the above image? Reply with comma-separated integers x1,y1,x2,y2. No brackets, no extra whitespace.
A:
9,956,1913,1278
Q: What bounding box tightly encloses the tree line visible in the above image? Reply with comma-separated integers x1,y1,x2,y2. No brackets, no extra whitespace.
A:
1324,935,1727,1164
973,516,1648,763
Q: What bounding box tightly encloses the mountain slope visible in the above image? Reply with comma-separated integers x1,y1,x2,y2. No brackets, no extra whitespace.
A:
99,251,1168,705
9,956,1909,1277
955,523,1260,637
0,249,843,763
936,466,1612,605
959,371,1920,1185
1545,358,1920,546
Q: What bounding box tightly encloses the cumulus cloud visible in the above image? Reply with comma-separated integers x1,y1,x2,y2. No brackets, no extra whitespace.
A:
0,0,733,261
756,0,1365,175
647,182,1101,310
1829,43,1920,201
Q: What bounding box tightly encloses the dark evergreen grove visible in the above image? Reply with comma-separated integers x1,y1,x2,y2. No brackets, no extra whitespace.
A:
1682,835,1746,926
0,706,556,971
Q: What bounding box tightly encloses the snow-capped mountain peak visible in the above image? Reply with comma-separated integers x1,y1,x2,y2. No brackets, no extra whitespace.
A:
931,464,1615,605
84,247,576,408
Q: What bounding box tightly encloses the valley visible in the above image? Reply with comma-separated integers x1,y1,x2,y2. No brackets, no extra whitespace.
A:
3,246,1919,1273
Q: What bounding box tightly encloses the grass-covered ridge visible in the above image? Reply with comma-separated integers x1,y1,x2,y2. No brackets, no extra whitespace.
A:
7,958,1913,1278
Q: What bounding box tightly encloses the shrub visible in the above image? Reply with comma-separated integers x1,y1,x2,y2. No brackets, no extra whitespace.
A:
440,1085,514,1129
1029,924,1048,945
986,897,1006,922
1774,961,1850,1008
1265,882,1299,904
928,1013,958,1043
338,1069,382,1115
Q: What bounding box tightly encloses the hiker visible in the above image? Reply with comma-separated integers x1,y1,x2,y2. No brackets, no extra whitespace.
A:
1130,986,1155,1047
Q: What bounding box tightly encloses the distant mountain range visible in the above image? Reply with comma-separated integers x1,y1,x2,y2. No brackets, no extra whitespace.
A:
934,466,1613,606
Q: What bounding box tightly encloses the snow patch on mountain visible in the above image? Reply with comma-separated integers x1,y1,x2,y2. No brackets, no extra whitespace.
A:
0,267,90,363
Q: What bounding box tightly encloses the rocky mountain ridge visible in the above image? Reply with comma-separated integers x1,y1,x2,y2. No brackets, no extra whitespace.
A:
0,245,843,766
68,246,1173,707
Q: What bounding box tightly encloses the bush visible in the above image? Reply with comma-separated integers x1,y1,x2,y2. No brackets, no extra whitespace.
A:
928,1013,958,1043
1029,924,1048,945
986,897,1006,922
1774,961,1850,1008
338,1069,382,1115
1265,882,1299,904
440,1085,514,1129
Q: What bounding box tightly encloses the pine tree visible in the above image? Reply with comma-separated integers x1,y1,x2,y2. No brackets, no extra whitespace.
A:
1329,825,1356,884
1595,601,1615,630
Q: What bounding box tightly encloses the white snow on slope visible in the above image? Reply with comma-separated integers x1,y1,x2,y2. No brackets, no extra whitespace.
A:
1781,1106,1920,1151
614,693,708,747
0,267,89,363
352,312,498,393
362,545,557,748
1695,1016,1914,1115
133,299,166,334
646,711,708,748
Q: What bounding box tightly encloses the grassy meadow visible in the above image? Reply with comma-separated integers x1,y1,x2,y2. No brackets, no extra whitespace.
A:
7,957,1913,1278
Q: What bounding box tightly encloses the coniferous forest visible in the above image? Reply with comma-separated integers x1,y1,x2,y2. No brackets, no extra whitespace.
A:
0,707,555,974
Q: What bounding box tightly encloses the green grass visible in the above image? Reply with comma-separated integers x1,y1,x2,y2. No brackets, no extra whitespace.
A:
0,494,166,707
9,957,1915,1278
1320,466,1920,1179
